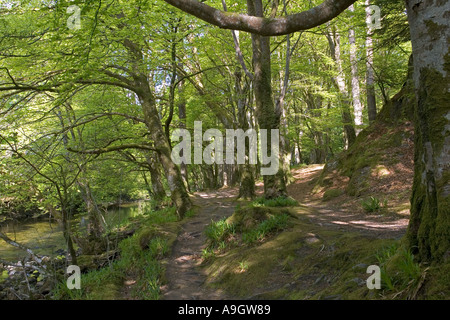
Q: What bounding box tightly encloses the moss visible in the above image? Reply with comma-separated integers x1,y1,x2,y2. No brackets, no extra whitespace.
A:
407,61,450,261
422,260,450,299
202,206,399,300
85,282,121,300
346,166,371,196
137,227,156,250
323,189,344,201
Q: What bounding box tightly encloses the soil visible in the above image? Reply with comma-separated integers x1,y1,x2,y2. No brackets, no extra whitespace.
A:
160,188,240,300
288,165,409,239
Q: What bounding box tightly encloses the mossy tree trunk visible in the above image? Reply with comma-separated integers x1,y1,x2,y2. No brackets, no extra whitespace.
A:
124,39,192,220
235,67,256,199
405,0,450,262
247,0,287,199
145,152,167,202
140,92,192,219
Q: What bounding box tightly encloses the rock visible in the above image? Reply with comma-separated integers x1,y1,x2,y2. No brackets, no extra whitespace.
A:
349,277,366,286
314,275,325,285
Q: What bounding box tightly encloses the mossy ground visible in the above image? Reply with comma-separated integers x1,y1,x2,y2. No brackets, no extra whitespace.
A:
200,204,398,299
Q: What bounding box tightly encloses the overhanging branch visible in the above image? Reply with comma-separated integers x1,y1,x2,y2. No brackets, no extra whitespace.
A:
162,0,358,36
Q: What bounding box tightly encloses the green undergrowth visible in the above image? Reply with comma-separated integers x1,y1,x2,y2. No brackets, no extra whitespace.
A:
53,206,196,300
361,196,388,213
249,196,299,208
203,197,298,260
200,205,444,300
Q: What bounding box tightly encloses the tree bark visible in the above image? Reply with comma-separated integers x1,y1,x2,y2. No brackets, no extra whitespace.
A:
123,38,192,219
145,152,167,202
405,0,450,262
326,28,357,148
177,75,190,192
139,89,191,219
247,0,286,199
348,4,364,136
163,0,358,36
365,0,377,123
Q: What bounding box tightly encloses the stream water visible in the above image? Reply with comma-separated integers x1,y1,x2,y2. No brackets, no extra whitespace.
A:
0,201,150,262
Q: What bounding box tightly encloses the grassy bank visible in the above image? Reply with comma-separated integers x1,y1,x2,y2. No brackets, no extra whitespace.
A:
198,197,447,300
53,206,195,300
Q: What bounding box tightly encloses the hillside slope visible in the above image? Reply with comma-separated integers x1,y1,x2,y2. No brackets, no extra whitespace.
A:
313,59,415,216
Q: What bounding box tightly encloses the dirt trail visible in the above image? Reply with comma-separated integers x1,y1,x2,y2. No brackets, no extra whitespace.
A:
288,165,409,239
160,166,409,300
160,188,239,300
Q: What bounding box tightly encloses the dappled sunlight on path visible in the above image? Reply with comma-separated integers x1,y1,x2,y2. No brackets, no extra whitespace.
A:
288,165,409,239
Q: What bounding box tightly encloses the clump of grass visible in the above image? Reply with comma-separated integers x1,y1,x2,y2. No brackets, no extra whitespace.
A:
251,196,298,208
201,248,216,261
242,214,290,244
375,244,426,298
361,196,387,213
238,261,249,272
204,218,236,249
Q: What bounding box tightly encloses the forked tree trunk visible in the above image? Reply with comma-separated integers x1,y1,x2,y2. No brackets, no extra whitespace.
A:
405,0,450,261
139,86,191,219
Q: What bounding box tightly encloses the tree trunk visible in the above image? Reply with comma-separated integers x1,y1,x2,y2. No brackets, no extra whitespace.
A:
145,152,167,202
327,28,357,148
405,0,450,262
365,0,377,123
349,4,364,135
247,0,286,199
139,87,191,219
177,76,190,192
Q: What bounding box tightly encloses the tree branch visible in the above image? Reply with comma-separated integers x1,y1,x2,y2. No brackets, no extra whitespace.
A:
67,144,156,155
162,0,357,36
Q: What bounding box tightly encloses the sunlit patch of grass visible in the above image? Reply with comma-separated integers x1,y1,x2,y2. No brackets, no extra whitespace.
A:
250,196,298,208
53,206,180,300
242,214,290,244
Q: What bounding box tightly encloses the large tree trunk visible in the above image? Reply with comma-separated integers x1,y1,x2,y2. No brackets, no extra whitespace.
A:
123,38,192,220
145,152,167,202
247,0,287,199
235,69,256,199
405,0,450,262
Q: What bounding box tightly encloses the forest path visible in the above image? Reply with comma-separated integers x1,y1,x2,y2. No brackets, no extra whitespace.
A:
159,165,409,300
160,188,241,300
288,165,409,239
